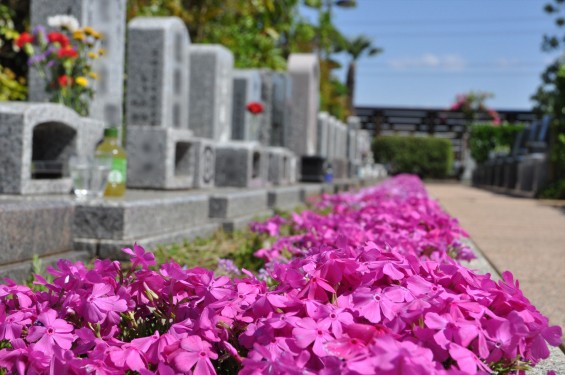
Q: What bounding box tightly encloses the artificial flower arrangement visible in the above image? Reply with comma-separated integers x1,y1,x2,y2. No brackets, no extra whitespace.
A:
0,175,560,374
14,15,104,116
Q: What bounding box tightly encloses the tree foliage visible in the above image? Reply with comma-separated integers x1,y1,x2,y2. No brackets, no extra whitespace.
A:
0,0,29,100
534,0,565,197
340,35,382,114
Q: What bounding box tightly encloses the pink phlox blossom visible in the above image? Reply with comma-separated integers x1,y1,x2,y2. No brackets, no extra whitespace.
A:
241,343,309,375
82,283,128,323
297,273,335,301
483,318,519,363
352,286,406,323
122,243,156,270
26,309,75,356
0,308,31,340
292,317,334,357
165,335,218,375
108,343,148,372
318,305,354,337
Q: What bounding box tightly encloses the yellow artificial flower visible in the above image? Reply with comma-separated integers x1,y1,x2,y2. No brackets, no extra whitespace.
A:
92,31,103,40
84,26,95,36
72,30,85,41
98,48,106,56
75,76,88,87
88,72,98,80
88,51,98,59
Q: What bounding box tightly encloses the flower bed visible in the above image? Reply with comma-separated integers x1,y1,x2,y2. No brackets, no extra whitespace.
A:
0,175,561,374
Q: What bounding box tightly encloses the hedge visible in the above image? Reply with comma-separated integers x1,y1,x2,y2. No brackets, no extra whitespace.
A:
373,135,453,179
469,122,525,165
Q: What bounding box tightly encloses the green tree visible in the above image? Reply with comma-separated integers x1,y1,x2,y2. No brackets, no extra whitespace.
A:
0,1,29,101
127,0,309,71
542,0,565,51
340,35,382,115
533,0,565,197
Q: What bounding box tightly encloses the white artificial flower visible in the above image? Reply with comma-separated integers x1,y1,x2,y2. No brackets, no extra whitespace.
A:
47,15,80,32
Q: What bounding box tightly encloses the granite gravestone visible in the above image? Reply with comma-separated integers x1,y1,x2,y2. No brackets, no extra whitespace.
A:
125,17,215,189
326,116,337,160
232,69,262,141
288,54,320,156
347,116,361,177
0,103,105,194
317,112,329,158
270,72,293,148
126,17,190,129
30,0,126,127
189,45,234,142
258,70,274,146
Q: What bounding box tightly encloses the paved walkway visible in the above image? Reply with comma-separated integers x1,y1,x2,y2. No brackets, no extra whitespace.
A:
426,183,565,342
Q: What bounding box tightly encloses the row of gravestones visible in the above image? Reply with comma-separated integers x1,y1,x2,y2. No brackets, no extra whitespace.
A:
0,1,374,195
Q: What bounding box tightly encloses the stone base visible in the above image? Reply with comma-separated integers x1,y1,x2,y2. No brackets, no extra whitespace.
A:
265,147,297,186
0,197,75,265
299,183,323,202
219,210,274,232
215,141,268,188
73,189,211,256
75,222,221,259
209,188,269,219
0,250,90,283
332,159,348,180
268,185,303,210
127,127,216,189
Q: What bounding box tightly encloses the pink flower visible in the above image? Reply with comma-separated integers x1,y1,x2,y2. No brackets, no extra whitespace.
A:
166,336,218,375
0,308,30,340
26,309,75,356
83,283,128,323
109,344,148,372
122,244,156,269
352,286,406,323
292,317,333,357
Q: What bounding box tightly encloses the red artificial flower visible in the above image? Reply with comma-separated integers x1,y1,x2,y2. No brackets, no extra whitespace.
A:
57,46,78,59
58,75,71,87
47,32,70,47
246,101,264,115
15,32,34,48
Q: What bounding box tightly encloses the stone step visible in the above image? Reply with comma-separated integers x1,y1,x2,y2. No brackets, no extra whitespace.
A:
75,221,221,259
218,210,274,232
209,188,268,219
268,185,303,210
0,197,74,265
74,189,210,242
0,250,90,283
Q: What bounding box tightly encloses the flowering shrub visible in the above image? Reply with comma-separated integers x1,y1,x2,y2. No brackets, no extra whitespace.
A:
0,175,561,374
14,15,103,116
450,91,501,125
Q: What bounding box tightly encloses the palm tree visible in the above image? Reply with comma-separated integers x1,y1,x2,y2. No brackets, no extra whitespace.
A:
342,35,382,115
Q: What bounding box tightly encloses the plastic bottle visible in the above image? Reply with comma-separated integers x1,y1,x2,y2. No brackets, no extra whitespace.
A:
95,127,127,197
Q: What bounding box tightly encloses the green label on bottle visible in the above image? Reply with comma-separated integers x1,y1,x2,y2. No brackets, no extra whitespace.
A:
108,158,127,184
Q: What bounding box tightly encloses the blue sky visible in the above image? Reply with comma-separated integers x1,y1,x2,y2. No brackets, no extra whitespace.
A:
300,0,562,110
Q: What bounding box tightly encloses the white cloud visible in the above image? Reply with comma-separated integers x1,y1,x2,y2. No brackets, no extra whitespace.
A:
495,58,520,68
387,53,466,71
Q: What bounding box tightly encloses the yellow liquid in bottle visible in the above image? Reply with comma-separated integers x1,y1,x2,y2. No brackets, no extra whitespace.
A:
95,135,127,197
